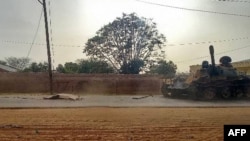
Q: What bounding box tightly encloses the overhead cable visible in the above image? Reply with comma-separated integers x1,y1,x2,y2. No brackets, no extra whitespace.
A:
2,40,83,48
166,37,249,47
37,0,43,5
216,0,250,3
2,37,248,48
26,9,43,58
176,44,250,64
136,0,250,18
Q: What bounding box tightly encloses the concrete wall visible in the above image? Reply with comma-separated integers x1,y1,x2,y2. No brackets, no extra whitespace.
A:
0,73,162,95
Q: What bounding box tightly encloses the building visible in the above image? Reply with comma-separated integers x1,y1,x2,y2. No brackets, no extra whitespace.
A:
231,59,250,76
189,59,250,76
0,64,18,72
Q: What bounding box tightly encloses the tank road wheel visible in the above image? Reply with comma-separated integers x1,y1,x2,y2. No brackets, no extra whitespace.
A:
161,84,168,97
161,84,171,97
166,91,174,98
203,88,216,100
235,88,244,99
220,87,231,99
188,85,199,100
245,87,250,98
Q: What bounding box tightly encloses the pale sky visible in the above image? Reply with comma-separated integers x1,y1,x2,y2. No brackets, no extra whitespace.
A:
0,0,250,72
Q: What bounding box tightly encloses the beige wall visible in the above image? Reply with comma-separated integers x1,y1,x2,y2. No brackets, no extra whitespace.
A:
232,60,250,75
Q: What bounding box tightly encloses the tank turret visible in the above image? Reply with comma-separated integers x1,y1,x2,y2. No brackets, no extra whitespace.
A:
219,56,232,67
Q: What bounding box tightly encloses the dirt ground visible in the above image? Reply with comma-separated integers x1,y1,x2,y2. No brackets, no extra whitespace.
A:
0,108,250,141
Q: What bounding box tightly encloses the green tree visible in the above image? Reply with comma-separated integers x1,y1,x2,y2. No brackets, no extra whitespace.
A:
84,13,166,74
23,62,48,72
56,64,65,73
77,58,114,73
64,62,79,73
37,62,48,72
5,57,30,70
149,60,177,78
0,60,7,65
120,59,144,74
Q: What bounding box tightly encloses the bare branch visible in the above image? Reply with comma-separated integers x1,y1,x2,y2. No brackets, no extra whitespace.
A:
37,0,43,5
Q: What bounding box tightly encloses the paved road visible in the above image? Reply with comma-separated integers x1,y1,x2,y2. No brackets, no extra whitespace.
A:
0,94,250,108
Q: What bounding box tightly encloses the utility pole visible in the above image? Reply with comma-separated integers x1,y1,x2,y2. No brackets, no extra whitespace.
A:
42,0,53,94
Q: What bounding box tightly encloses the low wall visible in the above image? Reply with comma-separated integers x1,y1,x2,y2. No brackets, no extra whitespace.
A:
0,73,162,95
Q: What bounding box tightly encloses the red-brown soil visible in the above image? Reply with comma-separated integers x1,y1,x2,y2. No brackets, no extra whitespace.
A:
0,108,250,141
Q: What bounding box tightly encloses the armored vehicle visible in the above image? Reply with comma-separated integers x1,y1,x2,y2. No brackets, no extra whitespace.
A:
161,45,250,100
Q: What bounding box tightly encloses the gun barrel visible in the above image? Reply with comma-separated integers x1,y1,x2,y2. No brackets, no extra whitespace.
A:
209,45,215,67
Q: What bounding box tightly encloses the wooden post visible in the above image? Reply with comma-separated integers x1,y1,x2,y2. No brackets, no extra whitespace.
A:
42,0,53,94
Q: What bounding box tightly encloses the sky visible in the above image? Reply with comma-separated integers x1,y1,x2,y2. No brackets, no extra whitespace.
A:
0,0,250,72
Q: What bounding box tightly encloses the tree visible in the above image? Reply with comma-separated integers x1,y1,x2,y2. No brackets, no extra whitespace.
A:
149,60,177,78
56,64,65,73
54,59,114,74
5,57,30,70
84,13,166,74
0,60,7,65
120,59,144,74
23,62,48,72
77,58,114,73
64,62,79,73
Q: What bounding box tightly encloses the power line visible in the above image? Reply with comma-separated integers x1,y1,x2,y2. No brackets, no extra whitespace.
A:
37,0,43,5
2,40,84,48
166,37,249,47
215,0,250,3
215,44,250,55
26,9,43,58
2,36,248,48
136,0,250,18
176,44,250,63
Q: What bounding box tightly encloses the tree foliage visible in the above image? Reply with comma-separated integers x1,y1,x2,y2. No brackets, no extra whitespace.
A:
23,62,48,72
77,58,114,73
0,60,7,65
56,64,65,73
149,60,177,78
5,57,30,70
120,59,144,74
64,62,79,73
55,58,114,74
84,13,166,74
